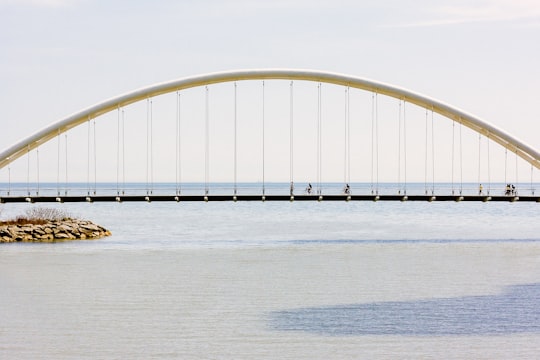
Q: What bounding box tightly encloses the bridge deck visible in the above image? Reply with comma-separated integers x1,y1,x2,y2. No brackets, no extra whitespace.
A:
1,194,538,203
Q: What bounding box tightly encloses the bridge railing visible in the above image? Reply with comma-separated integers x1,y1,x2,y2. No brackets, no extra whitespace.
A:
0,182,535,198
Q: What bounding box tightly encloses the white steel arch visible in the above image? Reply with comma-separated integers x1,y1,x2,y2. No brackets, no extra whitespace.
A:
1,68,539,170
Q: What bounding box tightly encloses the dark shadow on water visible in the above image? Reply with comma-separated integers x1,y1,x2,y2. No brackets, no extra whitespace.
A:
269,284,540,336
288,239,540,245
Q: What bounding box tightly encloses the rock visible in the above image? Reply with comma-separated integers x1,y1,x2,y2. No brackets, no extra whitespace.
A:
21,226,34,233
55,232,73,240
80,223,100,231
56,224,73,232
2,236,14,243
0,218,111,243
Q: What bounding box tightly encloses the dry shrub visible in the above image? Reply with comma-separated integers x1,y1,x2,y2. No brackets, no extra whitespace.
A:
0,207,74,225
23,207,73,221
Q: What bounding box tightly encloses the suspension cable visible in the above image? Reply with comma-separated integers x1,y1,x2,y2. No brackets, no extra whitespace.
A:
262,81,265,196
26,146,30,196
317,83,322,196
344,87,350,188
403,101,407,195
93,119,97,195
431,109,435,195
36,148,40,196
375,94,379,194
65,133,68,195
92,119,97,195
451,120,455,194
234,82,238,196
87,118,90,195
146,98,154,195
515,150,518,194
487,134,491,194
371,93,374,194
504,148,508,185
122,109,126,195
344,88,347,185
116,107,120,195
459,120,463,194
531,164,534,195
176,92,181,195
205,86,209,196
289,81,294,195
57,129,61,196
122,109,125,195
371,93,379,194
478,133,482,193
347,88,351,188
150,100,153,194
424,109,428,194
397,100,402,194
146,98,150,194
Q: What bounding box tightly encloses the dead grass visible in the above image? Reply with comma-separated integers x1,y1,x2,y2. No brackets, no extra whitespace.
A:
0,207,74,226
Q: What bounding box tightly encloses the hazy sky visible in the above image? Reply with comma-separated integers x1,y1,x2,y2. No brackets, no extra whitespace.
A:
1,0,539,183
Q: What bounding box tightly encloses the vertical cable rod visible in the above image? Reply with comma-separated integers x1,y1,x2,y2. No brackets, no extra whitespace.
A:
176,92,181,195
7,164,11,196
234,82,238,196
459,120,463,194
35,148,40,195
370,93,375,194
375,94,379,194
487,134,491,194
93,119,97,195
116,107,120,195
504,148,508,186
451,120,455,194
403,101,407,195
289,81,294,195
146,98,154,195
65,133,68,195
424,109,428,195
531,165,534,195
317,83,322,195
397,100,402,193
515,150,519,194
262,81,265,196
57,129,61,196
205,86,209,196
121,109,125,195
345,87,351,189
26,146,30,196
371,93,379,194
344,88,348,186
150,100,153,194
87,118,91,195
424,109,428,194
146,98,150,194
478,133,482,193
431,109,435,195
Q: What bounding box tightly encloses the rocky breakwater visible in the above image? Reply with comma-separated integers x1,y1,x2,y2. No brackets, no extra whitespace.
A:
0,219,111,243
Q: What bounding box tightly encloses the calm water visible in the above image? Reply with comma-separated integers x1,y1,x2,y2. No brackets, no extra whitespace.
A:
1,186,540,359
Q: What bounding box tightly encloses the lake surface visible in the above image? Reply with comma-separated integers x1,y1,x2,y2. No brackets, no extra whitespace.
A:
1,186,540,359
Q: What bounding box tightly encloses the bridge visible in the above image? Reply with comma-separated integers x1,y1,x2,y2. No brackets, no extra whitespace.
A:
1,69,539,203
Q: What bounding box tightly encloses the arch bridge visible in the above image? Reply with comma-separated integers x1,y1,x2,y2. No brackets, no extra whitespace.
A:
1,69,539,203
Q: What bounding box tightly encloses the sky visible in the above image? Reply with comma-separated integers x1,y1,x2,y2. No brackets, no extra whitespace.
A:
1,0,539,184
